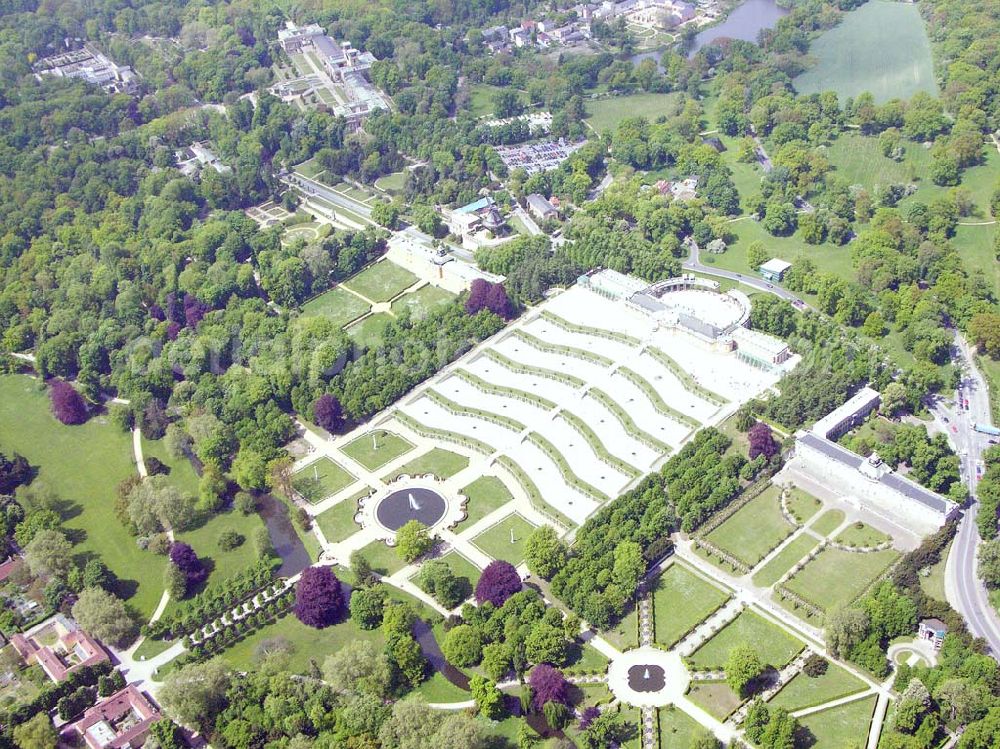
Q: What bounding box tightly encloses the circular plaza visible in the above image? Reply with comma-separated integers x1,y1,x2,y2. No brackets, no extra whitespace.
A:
607,646,690,708
357,476,466,544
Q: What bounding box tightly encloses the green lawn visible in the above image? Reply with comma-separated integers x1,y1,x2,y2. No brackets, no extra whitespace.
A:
919,539,951,603
686,681,743,721
342,261,418,303
0,375,163,618
341,430,415,471
314,490,367,543
768,664,869,712
472,513,538,565
658,706,702,749
384,448,470,481
653,564,730,648
793,1,936,103
689,609,804,670
705,485,795,567
584,92,682,134
300,286,371,328
415,550,481,594
292,457,356,504
345,312,394,350
175,507,269,591
810,509,846,536
411,670,470,703
835,522,891,548
456,476,515,529
390,284,456,320
954,223,1000,300
374,171,406,193
467,83,521,118
357,539,407,577
751,534,819,587
785,547,900,612
603,604,639,651
785,487,822,525
141,436,199,496
219,612,384,673
798,695,877,748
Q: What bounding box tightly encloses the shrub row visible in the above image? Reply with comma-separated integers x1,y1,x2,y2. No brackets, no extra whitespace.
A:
494,455,575,530
148,559,277,639
180,589,296,665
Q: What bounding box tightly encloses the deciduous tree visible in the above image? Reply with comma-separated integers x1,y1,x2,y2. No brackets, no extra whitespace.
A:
294,565,345,628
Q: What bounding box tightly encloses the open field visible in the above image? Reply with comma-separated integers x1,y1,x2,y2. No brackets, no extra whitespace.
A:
798,695,878,748
300,286,371,327
175,506,269,591
811,509,846,536
384,447,469,481
345,312,393,349
751,534,820,587
653,564,730,648
953,223,1000,299
341,261,418,303
292,457,355,504
585,92,682,133
375,171,406,193
341,430,414,471
220,612,384,673
659,706,702,749
457,476,514,529
0,375,162,617
390,284,455,320
768,663,868,712
689,609,803,670
835,521,891,548
358,539,407,576
472,513,537,565
793,1,936,102
314,492,365,543
785,547,900,612
705,485,794,567
686,681,742,721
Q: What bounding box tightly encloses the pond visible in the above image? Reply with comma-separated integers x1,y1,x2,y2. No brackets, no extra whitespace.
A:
258,494,312,578
376,487,447,531
687,0,789,57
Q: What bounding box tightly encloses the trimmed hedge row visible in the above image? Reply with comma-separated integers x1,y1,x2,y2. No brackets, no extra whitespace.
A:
495,455,575,530
513,329,614,368
484,349,585,390
395,411,494,456
425,389,526,433
539,310,641,347
453,369,557,411
558,410,641,480
617,367,700,429
587,387,671,454
645,346,728,406
526,432,609,503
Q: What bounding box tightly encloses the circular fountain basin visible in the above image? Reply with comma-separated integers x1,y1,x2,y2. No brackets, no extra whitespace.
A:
627,665,666,692
376,487,447,531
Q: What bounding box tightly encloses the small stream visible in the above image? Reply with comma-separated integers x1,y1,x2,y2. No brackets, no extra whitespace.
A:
412,619,470,690
257,493,312,578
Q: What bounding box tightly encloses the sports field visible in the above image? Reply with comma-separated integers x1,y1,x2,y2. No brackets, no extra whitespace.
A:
794,1,937,102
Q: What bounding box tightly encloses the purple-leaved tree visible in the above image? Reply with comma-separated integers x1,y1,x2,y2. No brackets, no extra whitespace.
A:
49,380,88,425
294,565,345,628
529,664,569,710
169,542,208,591
748,421,779,460
475,560,522,606
313,394,343,433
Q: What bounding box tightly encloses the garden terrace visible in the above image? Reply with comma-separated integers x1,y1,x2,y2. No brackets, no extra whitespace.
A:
782,547,901,615
652,564,731,648
687,608,804,671
702,485,796,568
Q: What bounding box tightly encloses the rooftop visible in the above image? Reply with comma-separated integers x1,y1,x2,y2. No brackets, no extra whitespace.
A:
72,685,160,749
759,258,792,274
812,386,881,439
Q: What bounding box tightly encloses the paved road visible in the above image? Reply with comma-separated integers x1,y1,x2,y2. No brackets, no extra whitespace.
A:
682,239,810,306
940,333,1000,656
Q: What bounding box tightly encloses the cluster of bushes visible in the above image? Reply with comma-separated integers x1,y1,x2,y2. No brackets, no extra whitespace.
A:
148,559,277,640
180,588,295,665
